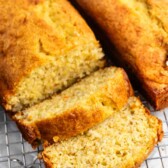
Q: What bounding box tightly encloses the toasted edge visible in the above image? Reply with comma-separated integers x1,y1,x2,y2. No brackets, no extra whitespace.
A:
141,79,168,110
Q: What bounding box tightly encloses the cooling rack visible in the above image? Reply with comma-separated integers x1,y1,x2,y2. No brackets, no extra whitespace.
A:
0,106,44,168
0,91,168,168
135,91,168,168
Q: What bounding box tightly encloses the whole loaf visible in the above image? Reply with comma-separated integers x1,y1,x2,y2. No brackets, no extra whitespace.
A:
76,0,168,110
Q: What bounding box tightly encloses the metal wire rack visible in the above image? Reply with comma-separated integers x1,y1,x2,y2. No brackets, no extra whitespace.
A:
0,91,168,168
0,106,44,168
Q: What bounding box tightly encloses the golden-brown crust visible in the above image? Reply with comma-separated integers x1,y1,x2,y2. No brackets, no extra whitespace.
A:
142,79,168,110
15,107,114,148
0,0,98,110
76,0,168,110
42,151,54,168
15,118,41,148
16,107,107,146
0,0,44,108
14,67,133,147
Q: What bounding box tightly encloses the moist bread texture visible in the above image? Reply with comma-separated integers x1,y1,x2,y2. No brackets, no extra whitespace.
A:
14,67,133,147
76,0,168,110
42,97,163,168
0,0,104,112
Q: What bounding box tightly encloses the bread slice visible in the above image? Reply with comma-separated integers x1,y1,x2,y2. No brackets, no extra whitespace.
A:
0,0,104,112
75,0,168,110
14,67,133,147
42,97,163,168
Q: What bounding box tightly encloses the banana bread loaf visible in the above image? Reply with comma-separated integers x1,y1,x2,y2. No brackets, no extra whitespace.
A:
0,0,104,112
76,0,168,110
14,67,133,147
42,97,163,168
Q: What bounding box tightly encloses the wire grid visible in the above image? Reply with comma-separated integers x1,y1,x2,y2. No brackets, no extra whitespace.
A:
0,92,168,168
0,105,44,168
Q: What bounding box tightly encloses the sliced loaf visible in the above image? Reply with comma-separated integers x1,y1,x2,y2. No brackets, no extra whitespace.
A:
0,0,104,112
14,67,133,147
42,97,163,168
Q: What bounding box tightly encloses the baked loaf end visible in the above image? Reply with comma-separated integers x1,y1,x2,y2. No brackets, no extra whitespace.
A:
0,0,104,112
14,67,133,147
76,0,168,110
42,97,163,168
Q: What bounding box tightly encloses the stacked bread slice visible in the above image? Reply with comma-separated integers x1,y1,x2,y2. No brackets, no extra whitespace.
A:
13,66,163,167
14,67,133,147
0,0,163,168
42,97,163,168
